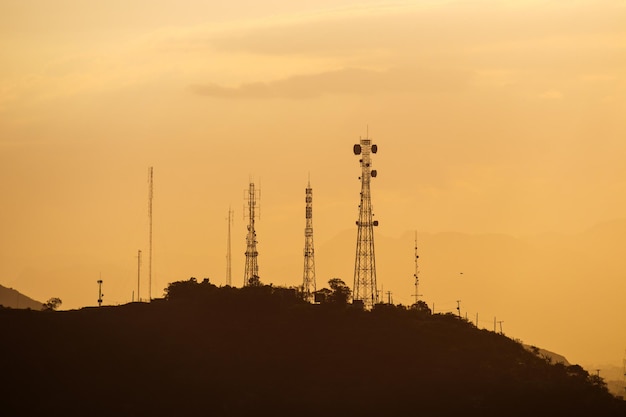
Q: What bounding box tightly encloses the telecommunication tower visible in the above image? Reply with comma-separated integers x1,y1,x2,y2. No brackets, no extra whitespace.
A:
243,182,260,286
148,166,154,301
226,207,234,286
97,279,104,307
302,178,316,302
353,135,379,309
413,231,422,304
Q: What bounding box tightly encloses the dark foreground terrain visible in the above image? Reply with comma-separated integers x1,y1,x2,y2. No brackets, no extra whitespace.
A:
1,280,624,416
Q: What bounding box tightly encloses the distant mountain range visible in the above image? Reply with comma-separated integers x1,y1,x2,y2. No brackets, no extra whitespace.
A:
308,218,626,367
0,284,43,310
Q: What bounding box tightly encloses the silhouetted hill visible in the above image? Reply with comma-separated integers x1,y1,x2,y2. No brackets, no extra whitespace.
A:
524,344,571,366
0,284,43,309
315,221,626,366
1,282,624,417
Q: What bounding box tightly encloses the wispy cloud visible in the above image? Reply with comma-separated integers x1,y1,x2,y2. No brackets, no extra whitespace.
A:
189,66,472,99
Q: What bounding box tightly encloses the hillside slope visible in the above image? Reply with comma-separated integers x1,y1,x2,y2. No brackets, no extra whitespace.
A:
0,284,624,417
0,284,43,309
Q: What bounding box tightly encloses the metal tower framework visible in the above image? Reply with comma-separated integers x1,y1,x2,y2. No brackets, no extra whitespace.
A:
302,179,316,302
353,136,379,309
243,182,260,286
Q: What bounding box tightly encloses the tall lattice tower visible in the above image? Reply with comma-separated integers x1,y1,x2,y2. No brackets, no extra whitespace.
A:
353,135,379,309
302,178,316,302
243,182,260,286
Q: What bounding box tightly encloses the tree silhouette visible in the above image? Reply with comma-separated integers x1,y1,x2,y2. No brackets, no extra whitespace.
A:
42,297,62,311
328,278,351,305
410,300,432,317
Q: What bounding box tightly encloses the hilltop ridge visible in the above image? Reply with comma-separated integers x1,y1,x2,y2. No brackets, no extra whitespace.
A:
1,280,624,417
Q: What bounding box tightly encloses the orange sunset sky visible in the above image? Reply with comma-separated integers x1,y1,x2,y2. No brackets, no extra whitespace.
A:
1,1,625,367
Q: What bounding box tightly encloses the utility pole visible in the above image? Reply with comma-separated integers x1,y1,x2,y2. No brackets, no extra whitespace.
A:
302,178,316,302
456,300,461,318
498,320,504,334
386,291,392,304
136,249,142,302
353,133,379,309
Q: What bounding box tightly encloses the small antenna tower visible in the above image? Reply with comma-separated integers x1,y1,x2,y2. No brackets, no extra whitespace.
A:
148,166,154,301
226,206,234,286
302,177,316,302
243,182,260,286
413,231,422,304
353,133,379,309
136,249,142,302
97,278,104,307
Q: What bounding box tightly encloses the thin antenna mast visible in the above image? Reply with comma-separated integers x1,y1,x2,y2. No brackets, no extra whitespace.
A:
413,231,422,304
226,206,234,286
148,167,154,301
137,249,142,302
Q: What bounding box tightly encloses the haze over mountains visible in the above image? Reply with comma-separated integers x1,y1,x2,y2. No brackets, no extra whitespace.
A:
0,284,42,310
2,286,625,417
2,217,625,368
312,218,626,367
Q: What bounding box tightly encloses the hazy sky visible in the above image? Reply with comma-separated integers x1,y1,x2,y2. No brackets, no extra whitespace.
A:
1,1,625,366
